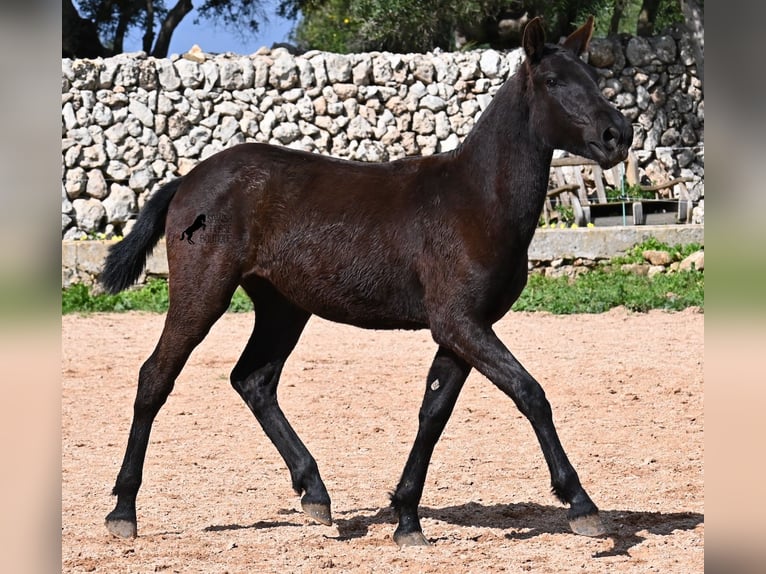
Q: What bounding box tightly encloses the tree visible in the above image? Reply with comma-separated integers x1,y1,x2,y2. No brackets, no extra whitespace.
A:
289,0,612,53
63,0,107,57
636,0,661,35
609,0,628,36
284,0,692,53
679,0,703,88
63,0,267,58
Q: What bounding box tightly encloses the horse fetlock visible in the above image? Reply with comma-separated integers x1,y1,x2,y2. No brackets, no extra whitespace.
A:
392,506,427,546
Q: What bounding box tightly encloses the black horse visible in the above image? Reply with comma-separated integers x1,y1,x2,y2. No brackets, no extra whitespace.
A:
100,16,632,546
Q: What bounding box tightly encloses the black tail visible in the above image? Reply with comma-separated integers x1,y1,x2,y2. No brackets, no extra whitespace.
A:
100,178,183,294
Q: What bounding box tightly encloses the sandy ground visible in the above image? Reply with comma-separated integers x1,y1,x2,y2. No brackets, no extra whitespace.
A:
62,307,703,573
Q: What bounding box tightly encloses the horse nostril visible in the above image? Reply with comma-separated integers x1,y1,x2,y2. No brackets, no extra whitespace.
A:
603,127,620,150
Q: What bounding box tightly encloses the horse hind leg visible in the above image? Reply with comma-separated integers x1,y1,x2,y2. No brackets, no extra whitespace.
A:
105,270,238,538
230,283,332,526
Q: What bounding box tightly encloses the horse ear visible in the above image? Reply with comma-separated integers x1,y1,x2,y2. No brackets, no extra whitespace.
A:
562,15,595,56
522,17,546,63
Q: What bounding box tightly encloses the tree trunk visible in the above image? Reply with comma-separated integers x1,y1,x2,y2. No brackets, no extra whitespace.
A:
636,0,661,36
113,11,132,54
609,0,627,37
62,0,107,58
679,0,704,90
151,0,193,58
143,0,156,54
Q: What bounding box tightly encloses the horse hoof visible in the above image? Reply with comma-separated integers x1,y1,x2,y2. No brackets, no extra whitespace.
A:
393,530,430,547
569,513,606,537
301,501,332,526
105,518,137,539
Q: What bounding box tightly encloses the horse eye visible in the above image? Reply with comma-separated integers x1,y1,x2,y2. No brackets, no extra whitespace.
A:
545,78,558,88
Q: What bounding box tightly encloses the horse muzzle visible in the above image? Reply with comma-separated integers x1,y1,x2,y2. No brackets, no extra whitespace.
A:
588,118,633,169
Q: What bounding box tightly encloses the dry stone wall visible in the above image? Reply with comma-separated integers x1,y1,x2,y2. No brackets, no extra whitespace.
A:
61,31,704,239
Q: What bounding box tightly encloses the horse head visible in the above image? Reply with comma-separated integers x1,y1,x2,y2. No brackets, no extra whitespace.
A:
522,16,633,168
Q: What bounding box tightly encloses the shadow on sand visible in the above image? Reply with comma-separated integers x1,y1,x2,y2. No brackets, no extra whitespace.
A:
205,501,703,557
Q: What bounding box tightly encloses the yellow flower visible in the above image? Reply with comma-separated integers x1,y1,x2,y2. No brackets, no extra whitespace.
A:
587,223,595,228
343,17,350,24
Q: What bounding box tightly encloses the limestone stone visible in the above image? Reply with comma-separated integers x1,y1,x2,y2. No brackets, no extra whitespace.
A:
72,198,106,232
679,251,704,271
65,168,87,199
175,58,204,88
642,249,673,266
269,53,299,89
86,169,109,199
156,59,181,91
103,184,137,223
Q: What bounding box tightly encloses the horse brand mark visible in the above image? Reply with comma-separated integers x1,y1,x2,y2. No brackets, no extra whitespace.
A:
180,214,206,244
200,213,231,245
179,213,232,245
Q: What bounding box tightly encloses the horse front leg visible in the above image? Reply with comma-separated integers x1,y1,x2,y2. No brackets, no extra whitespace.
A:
391,347,471,546
433,319,605,537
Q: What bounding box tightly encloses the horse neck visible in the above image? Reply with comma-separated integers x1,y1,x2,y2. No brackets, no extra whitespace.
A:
456,71,553,240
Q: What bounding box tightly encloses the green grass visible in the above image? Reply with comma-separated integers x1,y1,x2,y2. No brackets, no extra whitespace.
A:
510,239,704,313
62,268,703,316
62,240,704,315
62,278,254,314
512,268,703,314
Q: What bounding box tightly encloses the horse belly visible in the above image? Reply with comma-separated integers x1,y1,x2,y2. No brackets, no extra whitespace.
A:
276,272,427,330
254,240,428,331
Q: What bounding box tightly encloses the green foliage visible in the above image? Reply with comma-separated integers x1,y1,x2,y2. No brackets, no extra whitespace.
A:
291,0,359,53
228,288,256,312
513,267,704,314
590,0,685,36
72,0,690,57
652,0,686,33
556,205,575,226
605,183,657,202
293,0,522,53
291,0,688,53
